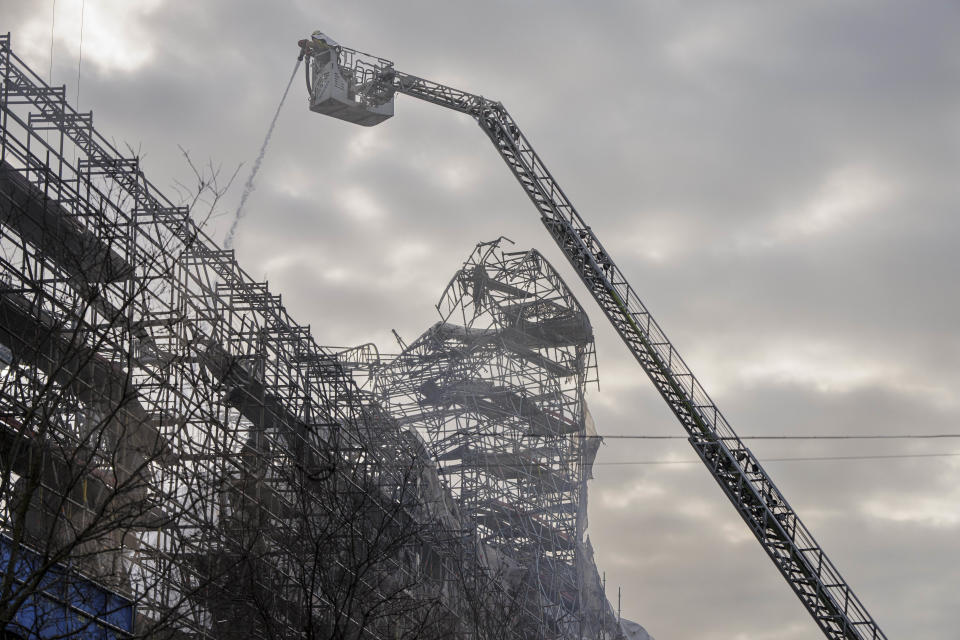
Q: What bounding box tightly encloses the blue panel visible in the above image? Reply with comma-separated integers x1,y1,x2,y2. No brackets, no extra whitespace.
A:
0,535,134,639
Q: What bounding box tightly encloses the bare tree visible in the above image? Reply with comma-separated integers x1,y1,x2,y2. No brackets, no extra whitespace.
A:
0,166,196,638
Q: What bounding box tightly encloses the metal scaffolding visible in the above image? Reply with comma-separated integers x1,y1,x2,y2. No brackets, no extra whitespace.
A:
0,33,472,639
0,33,631,640
373,240,601,638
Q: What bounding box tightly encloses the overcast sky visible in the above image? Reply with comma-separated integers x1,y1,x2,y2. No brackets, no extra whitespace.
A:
5,1,959,638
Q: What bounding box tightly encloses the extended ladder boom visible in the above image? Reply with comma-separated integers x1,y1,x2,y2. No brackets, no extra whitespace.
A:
301,36,888,640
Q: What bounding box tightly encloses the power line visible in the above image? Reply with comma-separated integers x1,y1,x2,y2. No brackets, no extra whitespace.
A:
459,429,960,441
725,433,960,440
593,452,960,466
579,433,960,440
450,452,960,469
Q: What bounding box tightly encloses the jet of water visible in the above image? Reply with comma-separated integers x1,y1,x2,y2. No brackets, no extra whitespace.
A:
225,57,302,249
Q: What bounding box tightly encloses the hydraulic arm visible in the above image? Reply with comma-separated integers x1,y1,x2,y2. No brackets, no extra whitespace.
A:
299,33,888,640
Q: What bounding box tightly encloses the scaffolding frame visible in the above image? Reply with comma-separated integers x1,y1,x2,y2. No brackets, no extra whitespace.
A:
374,240,599,639
0,33,631,640
0,33,496,639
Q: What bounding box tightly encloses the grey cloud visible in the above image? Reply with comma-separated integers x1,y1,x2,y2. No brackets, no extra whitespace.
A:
6,0,958,637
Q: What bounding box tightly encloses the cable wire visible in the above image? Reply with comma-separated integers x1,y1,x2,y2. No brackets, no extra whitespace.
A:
593,452,960,466
456,429,960,441
451,452,960,469
48,0,56,82
577,433,960,440
76,0,85,108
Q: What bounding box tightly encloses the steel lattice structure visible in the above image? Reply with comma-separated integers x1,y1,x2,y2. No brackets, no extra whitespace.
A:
0,33,634,640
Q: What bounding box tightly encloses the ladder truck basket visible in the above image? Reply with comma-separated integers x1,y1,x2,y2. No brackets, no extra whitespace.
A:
301,32,395,127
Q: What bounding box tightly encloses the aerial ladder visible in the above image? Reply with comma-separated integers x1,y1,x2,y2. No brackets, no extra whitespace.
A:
297,32,888,640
